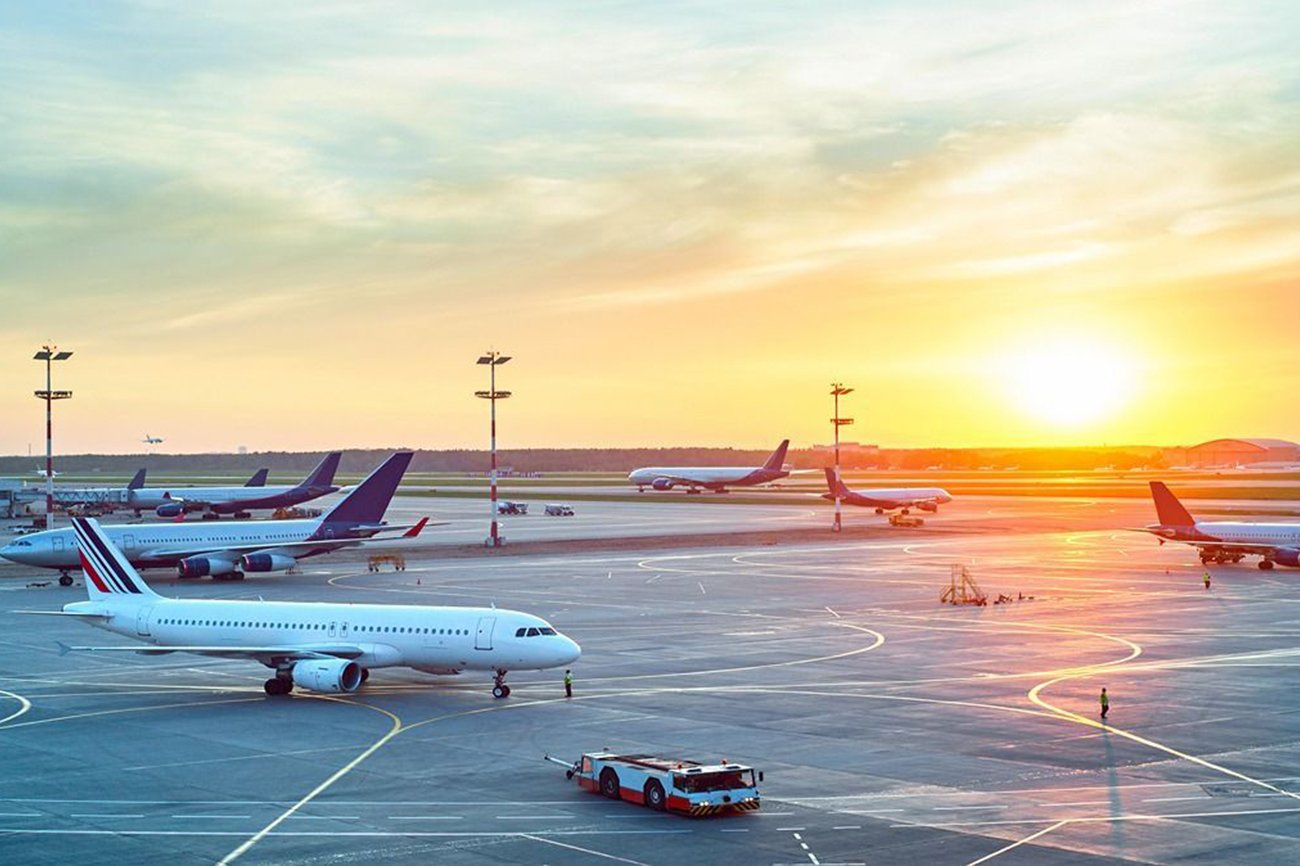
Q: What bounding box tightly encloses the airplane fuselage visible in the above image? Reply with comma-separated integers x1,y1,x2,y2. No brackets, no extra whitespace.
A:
66,596,581,675
824,486,953,510
627,466,787,491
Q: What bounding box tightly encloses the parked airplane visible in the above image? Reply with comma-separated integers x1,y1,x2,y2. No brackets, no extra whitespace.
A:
822,469,953,514
1,452,422,583
126,452,342,518
15,517,578,698
142,434,164,445
629,440,791,493
244,468,269,487
1138,481,1300,570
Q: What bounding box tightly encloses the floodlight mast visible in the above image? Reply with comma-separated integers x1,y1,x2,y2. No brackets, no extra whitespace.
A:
33,345,73,531
830,383,854,532
475,352,512,547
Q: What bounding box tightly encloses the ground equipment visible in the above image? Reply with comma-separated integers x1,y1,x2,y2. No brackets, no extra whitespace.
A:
545,752,761,816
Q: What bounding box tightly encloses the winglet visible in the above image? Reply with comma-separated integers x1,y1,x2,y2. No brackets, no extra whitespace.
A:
1150,481,1196,527
763,439,791,471
57,640,71,657
403,517,429,538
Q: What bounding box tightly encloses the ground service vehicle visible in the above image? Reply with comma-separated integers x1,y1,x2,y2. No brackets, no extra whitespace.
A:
546,752,761,816
496,501,528,515
545,504,574,516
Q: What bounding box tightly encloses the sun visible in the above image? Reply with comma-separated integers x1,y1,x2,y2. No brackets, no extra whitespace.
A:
1002,336,1137,428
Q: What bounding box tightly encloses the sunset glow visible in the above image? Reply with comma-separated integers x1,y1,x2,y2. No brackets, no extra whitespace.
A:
1,2,1297,453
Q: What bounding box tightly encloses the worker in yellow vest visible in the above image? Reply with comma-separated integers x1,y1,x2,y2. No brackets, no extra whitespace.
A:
1099,687,1110,721
564,669,573,698
1203,572,1211,590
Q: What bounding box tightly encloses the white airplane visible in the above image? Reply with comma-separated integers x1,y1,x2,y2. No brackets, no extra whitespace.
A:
142,434,164,445
14,517,579,698
1,452,422,583
126,452,342,518
822,469,953,514
628,440,790,493
32,467,61,478
1137,481,1300,570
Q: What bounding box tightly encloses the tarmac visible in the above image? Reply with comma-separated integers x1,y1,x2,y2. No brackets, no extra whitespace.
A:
1,495,1298,865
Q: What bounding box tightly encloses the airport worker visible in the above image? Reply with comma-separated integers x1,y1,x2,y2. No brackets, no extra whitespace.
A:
564,669,573,698
1203,571,1212,590
1099,687,1109,721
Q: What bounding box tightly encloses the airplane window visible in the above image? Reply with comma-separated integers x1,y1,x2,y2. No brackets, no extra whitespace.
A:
526,627,540,637
516,628,526,637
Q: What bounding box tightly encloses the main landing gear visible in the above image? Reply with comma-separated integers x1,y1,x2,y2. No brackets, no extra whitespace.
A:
58,571,73,587
264,674,293,696
492,669,512,699
1259,559,1275,571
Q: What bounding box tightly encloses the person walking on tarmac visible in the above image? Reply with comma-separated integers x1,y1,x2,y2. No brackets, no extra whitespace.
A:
564,669,573,699
1204,571,1212,590
1100,687,1110,721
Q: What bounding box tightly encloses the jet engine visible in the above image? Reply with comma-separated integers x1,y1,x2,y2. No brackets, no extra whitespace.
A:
916,501,939,513
291,658,362,693
177,555,237,578
155,502,185,518
240,553,297,573
1271,548,1300,567
651,478,674,491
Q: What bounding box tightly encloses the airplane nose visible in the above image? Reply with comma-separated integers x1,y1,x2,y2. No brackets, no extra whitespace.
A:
559,636,581,665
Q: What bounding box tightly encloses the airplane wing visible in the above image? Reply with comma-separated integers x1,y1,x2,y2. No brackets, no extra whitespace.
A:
11,610,111,619
57,640,366,663
1126,529,1280,554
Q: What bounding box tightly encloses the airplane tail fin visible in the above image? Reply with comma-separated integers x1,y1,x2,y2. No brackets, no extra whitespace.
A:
1150,481,1196,527
300,452,342,490
823,467,850,497
127,469,146,490
763,439,791,472
244,468,269,487
71,517,161,602
312,452,413,536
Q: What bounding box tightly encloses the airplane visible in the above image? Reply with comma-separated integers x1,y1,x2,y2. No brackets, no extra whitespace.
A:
142,434,164,445
125,452,342,518
1137,481,1300,570
244,468,269,487
13,517,579,698
822,469,953,515
628,440,790,493
1,451,423,583
32,467,61,478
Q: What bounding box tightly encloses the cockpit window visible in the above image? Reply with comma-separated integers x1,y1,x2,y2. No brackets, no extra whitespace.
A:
539,627,556,635
515,627,527,637
526,627,540,637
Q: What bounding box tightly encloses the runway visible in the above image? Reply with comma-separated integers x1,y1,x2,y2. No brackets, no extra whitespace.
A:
1,499,1298,865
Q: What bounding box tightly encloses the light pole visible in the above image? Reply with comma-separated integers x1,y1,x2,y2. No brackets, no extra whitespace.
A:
476,351,511,547
830,383,854,532
34,345,73,531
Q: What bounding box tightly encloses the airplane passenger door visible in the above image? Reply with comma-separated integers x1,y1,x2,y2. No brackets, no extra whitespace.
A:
135,606,153,637
121,533,135,552
52,537,64,556
328,621,337,637
339,621,348,638
474,616,496,651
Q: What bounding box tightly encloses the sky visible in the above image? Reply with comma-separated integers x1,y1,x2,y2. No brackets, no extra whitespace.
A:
1,1,1298,454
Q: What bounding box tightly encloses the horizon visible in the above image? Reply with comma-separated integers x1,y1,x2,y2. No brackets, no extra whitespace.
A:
3,3,1297,453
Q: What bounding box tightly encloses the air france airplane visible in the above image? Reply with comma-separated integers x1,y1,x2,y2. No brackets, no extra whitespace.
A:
15,517,579,698
822,469,953,514
1139,481,1300,570
126,452,342,518
628,440,790,493
1,452,422,583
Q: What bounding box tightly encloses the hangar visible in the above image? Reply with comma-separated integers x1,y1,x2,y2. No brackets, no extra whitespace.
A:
1184,437,1300,468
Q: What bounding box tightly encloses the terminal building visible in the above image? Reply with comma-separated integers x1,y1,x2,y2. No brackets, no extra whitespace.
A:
1174,438,1300,468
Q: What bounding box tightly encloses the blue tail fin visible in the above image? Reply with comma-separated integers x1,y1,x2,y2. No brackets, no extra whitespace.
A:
313,452,413,534
244,468,269,487
824,467,849,496
300,452,342,490
127,469,146,490
763,439,790,471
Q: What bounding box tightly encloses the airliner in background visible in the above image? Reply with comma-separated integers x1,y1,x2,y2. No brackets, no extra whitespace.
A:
1,452,424,582
822,469,954,514
629,440,790,493
125,452,342,518
1138,480,1300,570
14,517,578,698
142,434,164,445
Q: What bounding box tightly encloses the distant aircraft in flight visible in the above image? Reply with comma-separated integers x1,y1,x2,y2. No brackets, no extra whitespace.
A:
822,469,953,514
628,440,791,493
142,434,164,445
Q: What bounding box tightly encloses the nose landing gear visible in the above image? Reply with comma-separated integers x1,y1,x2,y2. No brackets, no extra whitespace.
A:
492,669,511,699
